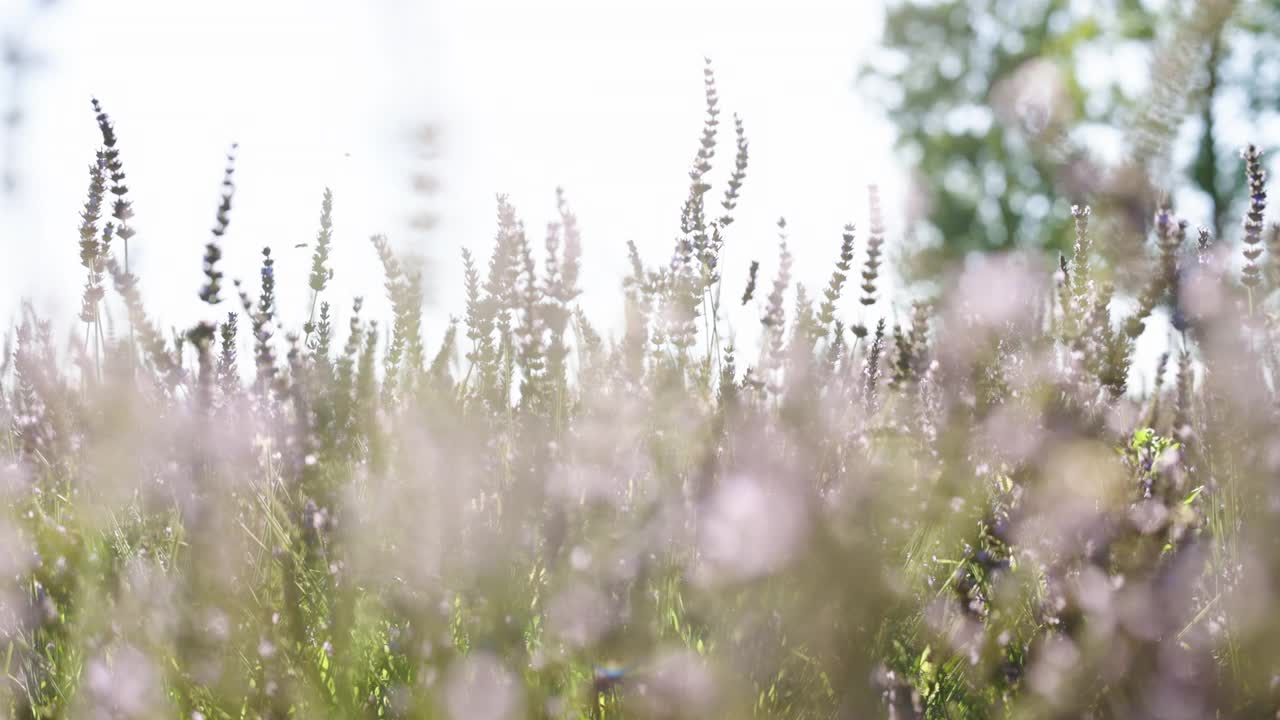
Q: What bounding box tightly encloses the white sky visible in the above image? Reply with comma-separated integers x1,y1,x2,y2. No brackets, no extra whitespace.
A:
1,0,903,354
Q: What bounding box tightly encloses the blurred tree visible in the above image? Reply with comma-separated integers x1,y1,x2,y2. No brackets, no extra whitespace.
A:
1,0,59,194
1189,2,1280,238
862,0,1273,278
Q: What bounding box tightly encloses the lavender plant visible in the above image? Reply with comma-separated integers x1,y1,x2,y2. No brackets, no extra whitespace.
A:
1,71,1280,720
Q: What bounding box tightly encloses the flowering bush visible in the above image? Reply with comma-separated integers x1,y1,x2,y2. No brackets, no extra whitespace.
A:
3,66,1280,719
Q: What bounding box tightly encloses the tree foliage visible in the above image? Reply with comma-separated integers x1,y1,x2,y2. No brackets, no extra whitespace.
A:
864,0,1280,278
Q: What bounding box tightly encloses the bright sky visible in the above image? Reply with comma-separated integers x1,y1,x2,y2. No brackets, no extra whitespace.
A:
1,0,902,353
